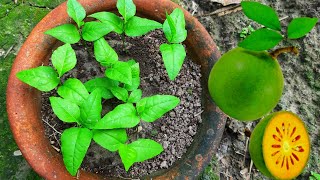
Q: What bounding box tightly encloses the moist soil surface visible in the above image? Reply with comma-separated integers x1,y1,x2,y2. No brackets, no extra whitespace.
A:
41,30,203,178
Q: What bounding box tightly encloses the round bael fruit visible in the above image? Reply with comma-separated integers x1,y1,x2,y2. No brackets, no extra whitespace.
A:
208,47,284,121
249,111,310,180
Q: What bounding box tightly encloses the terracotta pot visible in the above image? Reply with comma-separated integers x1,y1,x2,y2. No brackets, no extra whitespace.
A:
6,0,225,179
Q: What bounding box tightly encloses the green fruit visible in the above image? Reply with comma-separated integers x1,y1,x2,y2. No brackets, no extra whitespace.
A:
249,111,310,180
208,47,284,121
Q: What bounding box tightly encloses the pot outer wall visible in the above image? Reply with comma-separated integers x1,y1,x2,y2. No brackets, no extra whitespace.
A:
6,0,225,179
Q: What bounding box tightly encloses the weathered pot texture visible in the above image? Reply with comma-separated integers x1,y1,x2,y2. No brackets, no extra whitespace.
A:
6,0,225,179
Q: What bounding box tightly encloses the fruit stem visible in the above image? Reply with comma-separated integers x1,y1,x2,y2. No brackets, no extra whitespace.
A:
270,46,299,59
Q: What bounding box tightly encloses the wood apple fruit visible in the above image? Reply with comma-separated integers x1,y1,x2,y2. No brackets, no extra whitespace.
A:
249,111,310,180
208,47,284,121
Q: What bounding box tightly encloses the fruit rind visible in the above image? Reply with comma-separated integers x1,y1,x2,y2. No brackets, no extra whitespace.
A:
249,113,274,178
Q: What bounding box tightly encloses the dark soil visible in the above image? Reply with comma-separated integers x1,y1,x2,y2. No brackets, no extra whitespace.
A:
41,30,203,178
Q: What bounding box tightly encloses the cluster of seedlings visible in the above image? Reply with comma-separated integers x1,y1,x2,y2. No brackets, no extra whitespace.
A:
16,0,188,176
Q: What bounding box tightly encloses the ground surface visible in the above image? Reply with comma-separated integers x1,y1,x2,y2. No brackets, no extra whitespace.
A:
0,0,319,179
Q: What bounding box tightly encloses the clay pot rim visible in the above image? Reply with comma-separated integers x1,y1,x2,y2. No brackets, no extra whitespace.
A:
6,0,225,179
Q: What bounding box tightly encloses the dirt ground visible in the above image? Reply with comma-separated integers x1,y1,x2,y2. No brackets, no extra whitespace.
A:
175,0,319,179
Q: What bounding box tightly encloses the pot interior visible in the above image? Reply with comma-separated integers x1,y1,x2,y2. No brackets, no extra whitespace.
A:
7,0,225,179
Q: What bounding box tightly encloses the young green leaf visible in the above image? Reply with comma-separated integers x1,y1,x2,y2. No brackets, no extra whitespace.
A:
61,127,92,176
241,1,281,31
118,144,137,171
94,38,118,67
79,89,102,129
105,61,132,85
16,66,59,92
128,139,163,162
110,86,129,102
94,103,140,129
287,17,318,39
92,129,127,151
67,0,86,28
238,28,283,51
160,43,186,80
124,61,140,91
49,97,80,123
45,24,80,44
162,8,187,43
127,89,142,103
136,95,180,122
125,16,162,37
89,12,124,34
166,12,176,38
126,59,137,66
82,22,114,41
57,78,89,106
84,77,118,100
52,43,77,77
116,0,136,22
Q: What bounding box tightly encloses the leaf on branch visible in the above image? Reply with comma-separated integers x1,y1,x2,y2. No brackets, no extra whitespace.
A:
238,28,283,51
94,103,140,129
287,17,318,39
58,78,89,106
89,12,124,34
61,127,92,176
16,66,59,92
105,61,132,85
67,0,86,28
45,24,80,44
124,60,140,91
93,129,127,151
117,0,136,22
50,97,80,123
127,89,142,103
128,139,163,162
118,144,137,171
52,43,77,77
136,95,180,122
94,37,118,67
160,43,186,80
241,1,281,31
125,16,162,37
163,8,187,43
110,86,129,102
82,22,113,41
79,89,102,129
84,77,118,100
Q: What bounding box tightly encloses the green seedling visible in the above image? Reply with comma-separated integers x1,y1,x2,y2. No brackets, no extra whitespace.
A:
239,25,255,38
89,0,187,80
160,9,187,80
16,0,181,176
